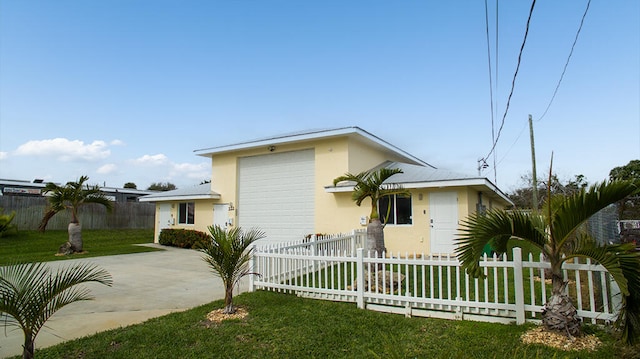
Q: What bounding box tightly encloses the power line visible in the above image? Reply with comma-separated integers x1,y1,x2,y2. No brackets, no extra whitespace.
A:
483,0,496,159
536,0,591,122
483,0,536,163
493,0,499,182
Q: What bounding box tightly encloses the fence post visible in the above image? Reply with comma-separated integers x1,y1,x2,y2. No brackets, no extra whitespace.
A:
356,248,365,309
311,234,317,273
249,244,257,292
513,247,525,324
351,229,357,256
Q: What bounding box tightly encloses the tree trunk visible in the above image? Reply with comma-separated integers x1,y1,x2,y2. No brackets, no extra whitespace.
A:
222,286,236,314
68,222,83,252
22,332,34,359
367,218,385,256
542,278,581,337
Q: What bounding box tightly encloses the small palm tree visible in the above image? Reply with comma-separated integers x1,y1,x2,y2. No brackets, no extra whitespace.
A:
457,180,640,344
0,262,112,359
39,176,113,253
333,168,408,255
200,225,265,314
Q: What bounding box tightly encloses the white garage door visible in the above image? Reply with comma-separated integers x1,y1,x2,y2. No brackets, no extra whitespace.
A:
238,149,315,243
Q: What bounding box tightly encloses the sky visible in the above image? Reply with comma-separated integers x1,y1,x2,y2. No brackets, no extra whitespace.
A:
0,1,638,193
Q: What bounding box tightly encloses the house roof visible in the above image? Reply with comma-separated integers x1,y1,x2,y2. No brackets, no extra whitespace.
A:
138,183,220,202
193,126,434,168
327,161,513,205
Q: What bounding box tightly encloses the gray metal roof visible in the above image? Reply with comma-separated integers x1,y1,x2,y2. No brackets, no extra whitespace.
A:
139,183,220,202
329,161,512,205
193,126,434,168
376,161,477,184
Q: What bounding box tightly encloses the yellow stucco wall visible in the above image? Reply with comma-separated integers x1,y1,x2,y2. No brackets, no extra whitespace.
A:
152,200,217,243
152,133,511,253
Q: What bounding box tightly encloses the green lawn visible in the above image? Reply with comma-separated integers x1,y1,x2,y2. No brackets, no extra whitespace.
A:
15,290,637,359
0,229,161,265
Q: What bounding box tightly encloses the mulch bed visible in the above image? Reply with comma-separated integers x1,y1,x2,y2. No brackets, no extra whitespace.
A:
520,326,602,351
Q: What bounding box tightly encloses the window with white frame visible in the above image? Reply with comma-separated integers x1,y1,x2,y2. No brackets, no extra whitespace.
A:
178,202,195,225
378,194,412,225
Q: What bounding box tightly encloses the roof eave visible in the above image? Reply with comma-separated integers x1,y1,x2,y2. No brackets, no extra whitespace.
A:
139,193,221,202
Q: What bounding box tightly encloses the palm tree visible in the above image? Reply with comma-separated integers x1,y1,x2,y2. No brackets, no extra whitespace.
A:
200,225,265,314
333,168,408,255
39,176,113,253
457,180,640,344
0,262,112,359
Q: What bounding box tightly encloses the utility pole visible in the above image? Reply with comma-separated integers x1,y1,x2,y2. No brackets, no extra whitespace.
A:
529,114,538,212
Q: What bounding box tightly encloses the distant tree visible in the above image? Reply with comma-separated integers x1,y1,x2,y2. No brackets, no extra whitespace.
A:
38,176,113,253
147,182,177,191
123,182,137,189
0,261,112,359
610,160,640,182
610,160,640,220
508,173,588,210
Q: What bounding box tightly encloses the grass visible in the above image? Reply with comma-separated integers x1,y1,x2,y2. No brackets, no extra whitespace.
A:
15,290,637,359
0,229,160,265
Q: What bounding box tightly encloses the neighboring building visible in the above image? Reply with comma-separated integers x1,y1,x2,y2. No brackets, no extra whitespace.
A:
0,179,157,202
140,127,512,254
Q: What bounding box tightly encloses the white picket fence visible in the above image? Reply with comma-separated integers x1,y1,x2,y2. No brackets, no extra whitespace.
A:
249,232,621,326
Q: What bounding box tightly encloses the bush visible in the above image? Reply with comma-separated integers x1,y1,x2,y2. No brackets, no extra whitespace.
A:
158,228,210,249
0,208,17,238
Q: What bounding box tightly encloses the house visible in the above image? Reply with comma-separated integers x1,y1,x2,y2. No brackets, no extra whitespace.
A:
0,178,158,202
140,127,512,254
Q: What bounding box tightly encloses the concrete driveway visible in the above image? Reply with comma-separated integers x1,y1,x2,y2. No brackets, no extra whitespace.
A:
0,245,248,358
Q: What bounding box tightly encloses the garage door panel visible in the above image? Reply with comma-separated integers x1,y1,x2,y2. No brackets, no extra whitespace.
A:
238,149,314,243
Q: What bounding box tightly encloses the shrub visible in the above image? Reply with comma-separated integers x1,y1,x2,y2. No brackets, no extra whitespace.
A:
159,228,210,249
0,208,17,238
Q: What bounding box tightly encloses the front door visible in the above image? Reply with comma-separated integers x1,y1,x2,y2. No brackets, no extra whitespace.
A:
429,192,458,254
157,203,172,242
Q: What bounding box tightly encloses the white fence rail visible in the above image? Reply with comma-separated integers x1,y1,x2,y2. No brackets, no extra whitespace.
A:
249,233,621,326
256,230,366,256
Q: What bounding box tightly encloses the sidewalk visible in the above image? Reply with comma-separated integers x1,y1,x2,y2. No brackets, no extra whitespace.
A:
0,245,248,358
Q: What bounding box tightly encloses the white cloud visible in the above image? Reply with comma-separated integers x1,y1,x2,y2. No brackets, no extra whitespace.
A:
172,162,209,172
97,163,118,174
132,154,169,166
110,139,125,146
14,138,110,161
171,162,210,181
0,152,7,160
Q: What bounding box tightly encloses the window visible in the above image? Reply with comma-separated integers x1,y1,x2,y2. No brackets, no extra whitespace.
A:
178,202,195,224
378,194,412,225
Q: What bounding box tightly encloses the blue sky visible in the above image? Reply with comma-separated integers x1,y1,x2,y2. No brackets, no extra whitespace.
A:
1,1,638,192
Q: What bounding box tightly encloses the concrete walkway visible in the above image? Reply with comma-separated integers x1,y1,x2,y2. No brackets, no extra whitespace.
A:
0,245,248,358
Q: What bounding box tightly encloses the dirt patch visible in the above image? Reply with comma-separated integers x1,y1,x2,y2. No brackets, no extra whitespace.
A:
520,326,602,351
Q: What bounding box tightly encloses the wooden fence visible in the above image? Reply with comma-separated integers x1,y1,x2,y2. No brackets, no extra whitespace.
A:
250,232,621,326
0,196,155,230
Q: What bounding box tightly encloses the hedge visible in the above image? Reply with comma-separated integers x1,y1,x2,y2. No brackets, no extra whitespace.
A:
158,228,210,249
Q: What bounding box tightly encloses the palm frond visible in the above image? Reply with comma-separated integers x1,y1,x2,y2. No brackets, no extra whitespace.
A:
552,180,638,248
457,209,546,278
201,225,265,288
0,261,112,338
